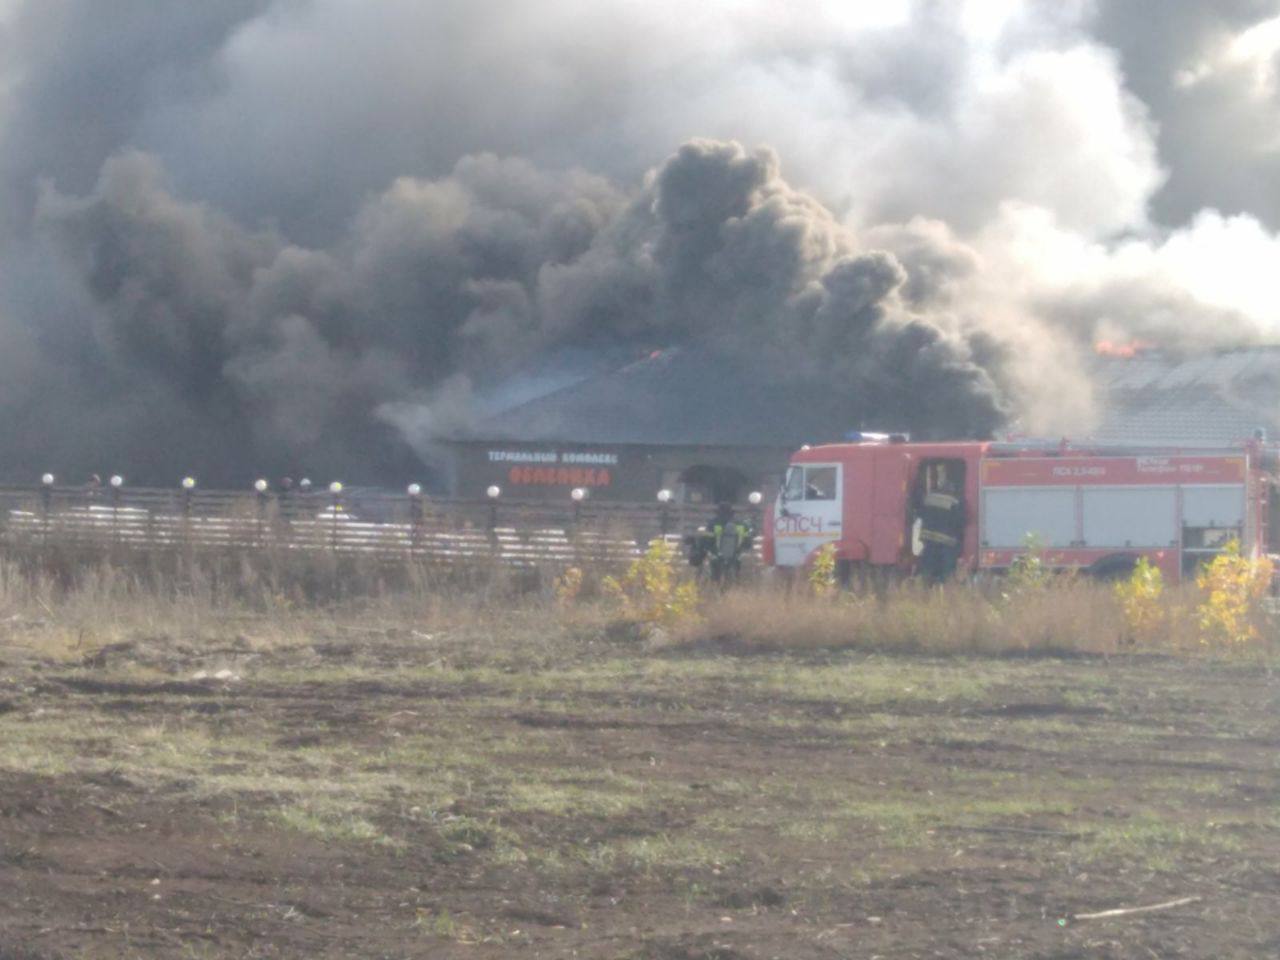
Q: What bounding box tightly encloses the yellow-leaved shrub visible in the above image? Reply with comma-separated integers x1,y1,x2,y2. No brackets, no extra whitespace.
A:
809,543,837,598
553,566,584,608
602,539,699,627
1001,533,1052,601
1195,539,1273,649
1114,556,1164,646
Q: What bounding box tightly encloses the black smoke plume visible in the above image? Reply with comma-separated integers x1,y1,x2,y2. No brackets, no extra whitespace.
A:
22,141,1004,484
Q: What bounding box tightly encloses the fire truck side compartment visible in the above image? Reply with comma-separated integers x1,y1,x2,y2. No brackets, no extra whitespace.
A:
980,488,1075,547
1080,487,1178,547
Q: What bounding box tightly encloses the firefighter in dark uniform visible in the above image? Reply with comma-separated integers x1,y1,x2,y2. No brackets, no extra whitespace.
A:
685,502,754,584
710,502,754,583
918,464,964,584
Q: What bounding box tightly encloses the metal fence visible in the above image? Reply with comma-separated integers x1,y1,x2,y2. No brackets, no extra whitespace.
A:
0,484,763,569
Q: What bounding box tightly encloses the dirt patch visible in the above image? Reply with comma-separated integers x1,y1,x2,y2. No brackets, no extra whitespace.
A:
502,904,581,928
2,636,1278,959
633,940,749,960
971,701,1110,718
46,676,217,697
0,948,66,960
512,710,652,730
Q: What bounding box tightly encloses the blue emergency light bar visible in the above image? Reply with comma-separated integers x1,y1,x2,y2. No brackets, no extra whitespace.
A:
843,431,909,443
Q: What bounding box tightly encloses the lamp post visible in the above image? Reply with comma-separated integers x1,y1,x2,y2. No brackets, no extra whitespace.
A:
294,478,312,529
407,483,424,554
657,488,673,537
570,486,587,523
486,484,501,536
109,475,124,545
180,477,196,548
254,479,270,547
328,482,343,552
39,474,54,544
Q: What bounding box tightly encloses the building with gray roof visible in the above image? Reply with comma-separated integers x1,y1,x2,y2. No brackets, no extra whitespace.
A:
1090,347,1280,446
443,343,1280,504
445,345,875,503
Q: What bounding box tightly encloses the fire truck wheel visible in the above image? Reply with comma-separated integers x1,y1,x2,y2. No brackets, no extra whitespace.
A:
1086,553,1139,581
764,565,797,592
836,559,853,589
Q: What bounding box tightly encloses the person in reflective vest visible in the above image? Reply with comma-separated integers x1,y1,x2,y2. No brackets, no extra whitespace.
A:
686,502,754,583
918,464,964,584
710,502,754,582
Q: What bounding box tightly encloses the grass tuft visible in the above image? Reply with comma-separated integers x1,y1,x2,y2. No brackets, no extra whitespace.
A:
675,578,1222,656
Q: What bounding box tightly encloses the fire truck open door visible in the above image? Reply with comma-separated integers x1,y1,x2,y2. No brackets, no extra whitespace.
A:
910,458,966,581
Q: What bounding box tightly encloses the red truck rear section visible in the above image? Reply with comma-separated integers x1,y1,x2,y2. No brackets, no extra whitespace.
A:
763,438,1278,583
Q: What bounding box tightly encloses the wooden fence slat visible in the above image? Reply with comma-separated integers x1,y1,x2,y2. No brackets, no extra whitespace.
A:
0,484,762,571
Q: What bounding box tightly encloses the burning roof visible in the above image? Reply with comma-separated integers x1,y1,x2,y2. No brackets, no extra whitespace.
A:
1091,346,1280,446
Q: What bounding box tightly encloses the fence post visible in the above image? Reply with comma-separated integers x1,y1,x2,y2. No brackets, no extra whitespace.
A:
657,489,673,542
407,484,424,558
277,478,293,546
328,482,343,553
109,475,123,549
567,488,588,567
145,491,156,550
39,474,54,549
179,477,198,556
486,486,501,556
297,478,313,550
254,479,270,549
296,479,312,526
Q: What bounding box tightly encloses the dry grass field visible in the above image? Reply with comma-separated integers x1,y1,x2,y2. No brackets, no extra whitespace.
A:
1,560,1279,959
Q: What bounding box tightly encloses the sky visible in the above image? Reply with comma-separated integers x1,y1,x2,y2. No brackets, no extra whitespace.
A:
1,0,1279,484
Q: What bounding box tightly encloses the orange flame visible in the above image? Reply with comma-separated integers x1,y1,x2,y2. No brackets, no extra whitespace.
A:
1094,339,1151,358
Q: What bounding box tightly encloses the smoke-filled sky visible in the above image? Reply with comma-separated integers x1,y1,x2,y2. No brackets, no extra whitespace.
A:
2,0,1279,485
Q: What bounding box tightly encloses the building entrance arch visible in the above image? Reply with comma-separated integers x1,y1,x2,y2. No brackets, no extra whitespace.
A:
679,464,750,505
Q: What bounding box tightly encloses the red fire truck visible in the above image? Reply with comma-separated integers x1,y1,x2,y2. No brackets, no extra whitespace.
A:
761,435,1280,583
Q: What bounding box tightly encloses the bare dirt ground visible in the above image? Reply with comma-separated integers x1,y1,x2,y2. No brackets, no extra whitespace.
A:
2,608,1279,959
